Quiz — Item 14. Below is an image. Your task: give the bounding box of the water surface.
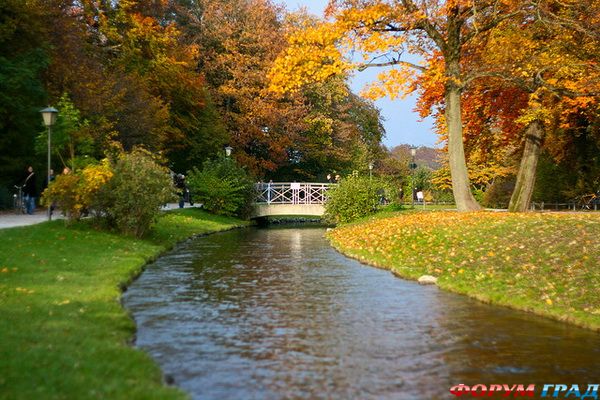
[123,227,600,399]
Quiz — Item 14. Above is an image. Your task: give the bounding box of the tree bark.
[445,79,482,211]
[508,120,544,212]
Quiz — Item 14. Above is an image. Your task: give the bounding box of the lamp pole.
[410,146,417,209]
[40,107,58,221]
[368,162,373,181]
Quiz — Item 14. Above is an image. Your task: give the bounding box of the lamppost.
[368,162,374,181]
[40,107,58,221]
[224,145,233,157]
[409,146,417,208]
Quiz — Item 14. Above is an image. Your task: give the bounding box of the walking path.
[0,211,59,229]
[0,203,199,230]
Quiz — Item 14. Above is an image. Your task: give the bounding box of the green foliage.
[412,166,433,192]
[0,0,49,190]
[35,93,94,170]
[96,149,175,237]
[186,157,255,218]
[433,189,455,204]
[472,188,485,204]
[0,51,48,188]
[324,173,396,224]
[482,177,515,208]
[0,186,13,209]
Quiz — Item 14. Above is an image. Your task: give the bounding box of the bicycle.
[577,193,599,210]
[13,185,26,214]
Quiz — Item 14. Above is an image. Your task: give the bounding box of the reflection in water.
[123,227,600,400]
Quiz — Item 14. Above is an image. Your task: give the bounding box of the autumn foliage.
[270,0,600,211]
[0,0,386,200]
[329,211,600,329]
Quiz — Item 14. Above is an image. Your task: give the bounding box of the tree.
[39,0,226,170]
[173,0,386,179]
[35,94,94,171]
[0,0,48,186]
[174,0,306,176]
[455,0,600,211]
[278,77,385,180]
[270,1,536,210]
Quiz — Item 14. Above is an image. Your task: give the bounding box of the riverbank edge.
[118,222,250,294]
[118,213,252,386]
[0,209,250,399]
[327,236,600,333]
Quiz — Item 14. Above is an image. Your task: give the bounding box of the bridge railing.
[255,183,336,205]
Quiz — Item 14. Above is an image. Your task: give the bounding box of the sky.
[279,0,439,149]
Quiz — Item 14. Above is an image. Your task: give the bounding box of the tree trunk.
[508,120,544,212]
[445,84,482,211]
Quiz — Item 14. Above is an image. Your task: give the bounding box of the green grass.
[0,209,248,399]
[328,211,600,331]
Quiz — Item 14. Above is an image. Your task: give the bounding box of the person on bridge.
[267,180,273,204]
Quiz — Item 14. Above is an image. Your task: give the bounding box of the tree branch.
[400,0,448,53]
[357,59,426,72]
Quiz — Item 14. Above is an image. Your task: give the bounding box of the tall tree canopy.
[270,0,599,210]
[0,0,386,200]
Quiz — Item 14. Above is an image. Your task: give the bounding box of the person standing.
[267,179,273,204]
[416,190,424,203]
[23,166,36,215]
[174,174,187,208]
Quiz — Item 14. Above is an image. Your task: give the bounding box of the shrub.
[95,149,175,237]
[0,186,14,210]
[482,177,515,209]
[186,157,254,218]
[42,161,113,223]
[324,173,396,224]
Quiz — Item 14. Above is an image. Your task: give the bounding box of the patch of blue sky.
[279,0,439,148]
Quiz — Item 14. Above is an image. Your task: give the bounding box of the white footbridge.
[252,182,335,218]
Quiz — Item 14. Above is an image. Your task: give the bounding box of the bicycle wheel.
[14,196,23,214]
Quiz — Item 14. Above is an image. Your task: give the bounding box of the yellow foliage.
[42,160,114,222]
[269,3,422,99]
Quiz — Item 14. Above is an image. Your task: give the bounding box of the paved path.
[0,211,60,229]
[0,203,200,230]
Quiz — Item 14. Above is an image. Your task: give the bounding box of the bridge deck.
[252,182,335,218]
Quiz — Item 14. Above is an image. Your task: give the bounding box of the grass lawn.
[328,211,600,331]
[0,209,248,399]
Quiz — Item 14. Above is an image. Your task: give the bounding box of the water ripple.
[123,227,600,400]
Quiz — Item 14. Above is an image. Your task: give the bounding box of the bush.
[482,177,514,208]
[186,157,254,218]
[42,161,113,223]
[432,189,455,203]
[0,186,13,210]
[324,173,396,224]
[95,149,175,237]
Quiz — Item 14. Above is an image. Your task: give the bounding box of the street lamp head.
[410,146,417,157]
[224,145,233,157]
[40,107,58,127]
[368,162,374,170]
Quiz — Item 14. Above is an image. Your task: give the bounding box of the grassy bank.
[0,209,248,399]
[328,211,600,331]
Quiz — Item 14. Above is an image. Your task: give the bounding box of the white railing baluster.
[254,182,335,205]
